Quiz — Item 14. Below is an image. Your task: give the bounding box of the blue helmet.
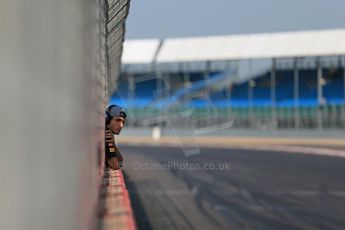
[105,104,126,121]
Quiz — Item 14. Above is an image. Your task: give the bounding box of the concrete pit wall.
[0,0,130,229]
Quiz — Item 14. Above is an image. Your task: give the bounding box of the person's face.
[108,117,125,135]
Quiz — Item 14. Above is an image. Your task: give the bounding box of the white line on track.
[122,142,345,158]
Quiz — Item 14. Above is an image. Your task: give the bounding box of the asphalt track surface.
[122,145,345,230]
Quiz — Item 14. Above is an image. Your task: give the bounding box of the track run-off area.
[121,142,345,230]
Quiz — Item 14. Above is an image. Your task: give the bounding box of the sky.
[125,0,345,40]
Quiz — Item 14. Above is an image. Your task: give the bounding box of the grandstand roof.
[121,39,161,64]
[122,29,345,64]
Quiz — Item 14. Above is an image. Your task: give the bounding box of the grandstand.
[112,29,345,130]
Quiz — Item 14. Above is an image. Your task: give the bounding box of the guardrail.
[98,169,137,230]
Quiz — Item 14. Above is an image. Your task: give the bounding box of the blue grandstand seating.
[111,67,344,109]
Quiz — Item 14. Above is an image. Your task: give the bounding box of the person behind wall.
[104,104,126,170]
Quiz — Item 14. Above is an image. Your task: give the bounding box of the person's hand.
[105,130,115,147]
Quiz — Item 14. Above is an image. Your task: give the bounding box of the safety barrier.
[98,169,137,230]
